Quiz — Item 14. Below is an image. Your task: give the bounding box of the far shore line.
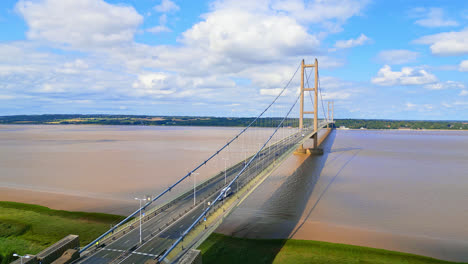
[1,123,467,132]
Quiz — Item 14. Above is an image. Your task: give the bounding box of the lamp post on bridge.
[192,172,199,206]
[134,196,150,244]
[13,254,30,264]
[222,157,229,184]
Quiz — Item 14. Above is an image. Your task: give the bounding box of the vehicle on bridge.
[220,187,232,200]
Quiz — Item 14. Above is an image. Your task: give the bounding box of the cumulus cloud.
[333,34,370,49]
[3,0,371,115]
[460,90,468,96]
[371,65,437,86]
[181,8,320,63]
[154,0,179,13]
[376,49,419,65]
[16,0,143,48]
[413,8,458,28]
[460,60,468,72]
[414,28,468,56]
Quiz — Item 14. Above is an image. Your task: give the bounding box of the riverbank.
[2,201,465,264]
[198,233,467,264]
[0,201,125,264]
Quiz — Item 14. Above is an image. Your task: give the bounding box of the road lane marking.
[102,248,125,253]
[133,251,158,257]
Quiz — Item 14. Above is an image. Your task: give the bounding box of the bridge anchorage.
[295,59,334,156]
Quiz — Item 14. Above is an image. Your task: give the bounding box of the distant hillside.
[0,114,467,130]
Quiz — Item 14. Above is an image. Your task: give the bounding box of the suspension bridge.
[74,59,335,264]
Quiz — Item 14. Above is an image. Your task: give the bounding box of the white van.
[220,187,232,200]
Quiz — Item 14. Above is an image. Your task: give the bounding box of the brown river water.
[0,125,467,261]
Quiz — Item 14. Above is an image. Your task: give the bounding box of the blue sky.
[0,0,467,120]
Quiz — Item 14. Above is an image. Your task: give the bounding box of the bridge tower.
[296,58,323,154]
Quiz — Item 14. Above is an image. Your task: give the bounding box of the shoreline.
[0,186,135,215]
[336,128,468,132]
[1,123,468,132]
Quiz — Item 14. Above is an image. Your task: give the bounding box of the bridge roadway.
[77,125,324,264]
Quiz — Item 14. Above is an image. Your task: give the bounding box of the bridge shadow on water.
[204,130,362,263]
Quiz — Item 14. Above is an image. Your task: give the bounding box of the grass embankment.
[0,201,125,264]
[199,233,466,264]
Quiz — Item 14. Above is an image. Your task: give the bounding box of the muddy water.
[217,129,468,262]
[0,125,275,214]
[1,125,467,261]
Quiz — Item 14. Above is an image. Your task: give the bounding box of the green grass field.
[1,202,466,264]
[198,233,467,264]
[0,201,125,264]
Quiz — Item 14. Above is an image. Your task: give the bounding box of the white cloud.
[459,60,468,72]
[56,59,89,74]
[260,88,285,96]
[147,25,171,34]
[405,102,417,110]
[414,8,458,28]
[321,91,351,100]
[333,33,370,49]
[39,83,66,93]
[132,73,175,96]
[154,0,179,13]
[371,65,437,86]
[2,0,371,115]
[16,0,143,49]
[376,49,419,65]
[0,95,15,100]
[181,8,320,63]
[405,102,433,112]
[147,14,171,34]
[460,90,468,96]
[414,28,468,56]
[424,81,465,90]
[270,0,369,30]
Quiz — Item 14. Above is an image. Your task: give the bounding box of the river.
[0,125,466,261]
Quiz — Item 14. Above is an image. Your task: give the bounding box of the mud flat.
[217,129,468,262]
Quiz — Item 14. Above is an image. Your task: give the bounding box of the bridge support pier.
[294,144,307,154]
[294,143,324,156]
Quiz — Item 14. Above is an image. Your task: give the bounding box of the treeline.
[334,119,468,130]
[0,115,467,130]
